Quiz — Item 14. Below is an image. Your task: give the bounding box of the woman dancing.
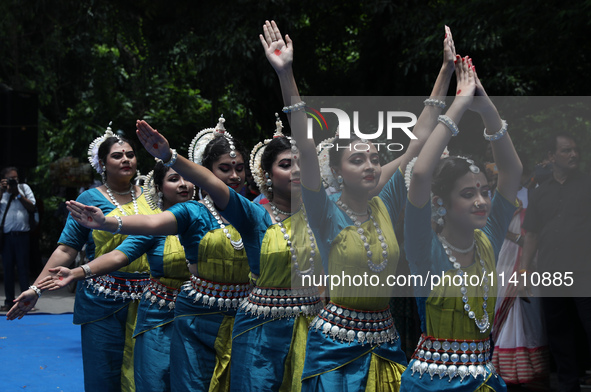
[7,125,156,392]
[39,161,194,392]
[114,111,323,391]
[401,55,522,391]
[66,118,251,391]
[260,20,457,391]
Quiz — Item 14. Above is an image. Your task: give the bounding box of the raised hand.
[6,290,38,320]
[443,25,456,69]
[259,20,293,74]
[136,120,172,161]
[468,69,496,114]
[66,200,107,230]
[37,267,75,291]
[454,55,476,100]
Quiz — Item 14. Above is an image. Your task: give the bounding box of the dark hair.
[98,136,137,165]
[97,136,137,180]
[328,136,368,169]
[261,136,291,173]
[202,136,248,171]
[546,132,576,155]
[432,156,487,203]
[1,166,18,179]
[152,161,169,190]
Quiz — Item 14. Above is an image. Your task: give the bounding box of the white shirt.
[0,183,36,233]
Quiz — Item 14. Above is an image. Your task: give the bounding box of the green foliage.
[1,0,590,256]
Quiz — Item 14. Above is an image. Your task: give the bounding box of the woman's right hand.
[136,120,172,161]
[451,55,476,111]
[6,289,39,320]
[259,20,293,75]
[37,267,76,291]
[66,200,106,230]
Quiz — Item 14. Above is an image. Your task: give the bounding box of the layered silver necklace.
[269,202,315,277]
[203,196,244,251]
[104,183,138,215]
[336,197,388,273]
[439,238,490,333]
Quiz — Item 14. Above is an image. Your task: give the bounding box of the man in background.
[0,166,36,311]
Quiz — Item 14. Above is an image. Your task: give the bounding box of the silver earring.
[265,172,273,193]
[157,191,164,210]
[435,198,446,226]
[337,175,344,190]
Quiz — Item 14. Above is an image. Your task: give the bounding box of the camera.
[7,178,18,187]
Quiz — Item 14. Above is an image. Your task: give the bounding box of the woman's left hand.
[443,25,456,70]
[259,20,293,74]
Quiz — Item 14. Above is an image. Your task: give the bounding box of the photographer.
[1,166,36,311]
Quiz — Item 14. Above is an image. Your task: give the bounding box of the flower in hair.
[88,122,116,174]
[188,115,236,166]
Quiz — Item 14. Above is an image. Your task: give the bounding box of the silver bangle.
[484,120,508,141]
[437,115,459,137]
[112,215,123,235]
[424,98,446,109]
[81,264,94,279]
[282,101,306,113]
[29,285,41,298]
[162,149,178,167]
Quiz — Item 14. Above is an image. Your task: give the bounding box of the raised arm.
[471,74,522,201]
[66,200,177,236]
[135,120,231,209]
[408,56,475,207]
[376,25,457,194]
[260,20,321,190]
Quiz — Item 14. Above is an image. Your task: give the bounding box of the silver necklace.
[107,184,132,195]
[104,183,138,216]
[440,239,490,333]
[437,234,475,254]
[203,196,244,251]
[270,203,315,277]
[336,197,388,273]
[269,202,292,219]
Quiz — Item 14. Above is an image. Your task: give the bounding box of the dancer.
[401,55,522,391]
[260,20,456,390]
[122,110,322,391]
[66,118,251,391]
[7,125,156,392]
[39,161,193,392]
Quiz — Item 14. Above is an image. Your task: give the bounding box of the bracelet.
[483,120,508,141]
[437,115,459,137]
[29,285,41,298]
[112,215,123,235]
[424,98,446,109]
[161,148,178,167]
[282,101,306,113]
[81,264,94,279]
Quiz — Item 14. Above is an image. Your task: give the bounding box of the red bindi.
[274,49,281,56]
[476,182,481,188]
[153,143,158,149]
[231,161,236,165]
